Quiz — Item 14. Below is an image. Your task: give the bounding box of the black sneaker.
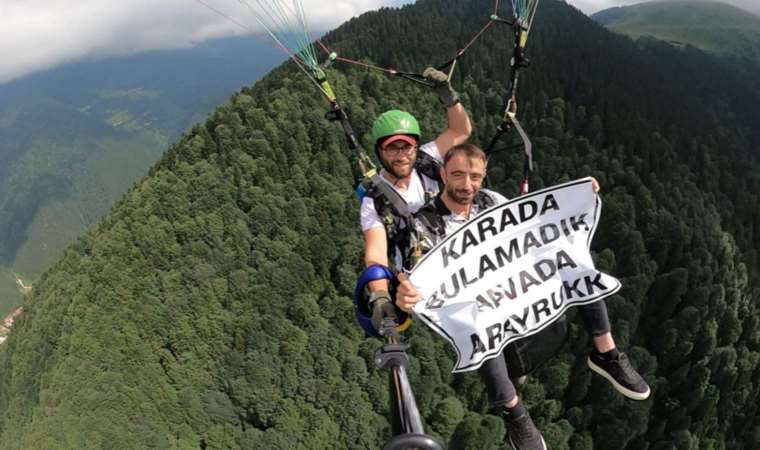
[505,411,546,450]
[587,350,651,400]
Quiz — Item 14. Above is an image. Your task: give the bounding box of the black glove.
[369,290,397,333]
[423,67,460,108]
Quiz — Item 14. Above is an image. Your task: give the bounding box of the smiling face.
[379,137,418,179]
[441,144,487,206]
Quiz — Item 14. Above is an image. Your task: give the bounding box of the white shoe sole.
[587,357,651,400]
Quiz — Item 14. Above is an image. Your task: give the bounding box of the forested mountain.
[0,36,285,318]
[592,1,760,60]
[1,0,759,448]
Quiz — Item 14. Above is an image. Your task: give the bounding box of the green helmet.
[369,110,420,146]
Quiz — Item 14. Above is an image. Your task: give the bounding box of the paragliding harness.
[349,149,444,340]
[358,150,443,272]
[321,82,445,448]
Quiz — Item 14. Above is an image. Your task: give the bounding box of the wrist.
[444,97,460,108]
[369,290,391,305]
[439,89,460,108]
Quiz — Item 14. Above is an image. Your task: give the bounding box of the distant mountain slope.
[593,1,760,60]
[0,36,285,317]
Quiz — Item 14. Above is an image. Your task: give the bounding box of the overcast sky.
[1,0,757,85]
[0,0,410,84]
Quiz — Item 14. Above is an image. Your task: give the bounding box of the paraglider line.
[315,0,506,83]
[317,40,398,75]
[458,19,495,56]
[192,0,330,97]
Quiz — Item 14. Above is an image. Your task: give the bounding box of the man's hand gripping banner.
[411,178,621,372]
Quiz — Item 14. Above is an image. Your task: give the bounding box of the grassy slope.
[593,1,760,58]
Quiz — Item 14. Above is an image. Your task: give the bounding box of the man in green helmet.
[360,68,472,315]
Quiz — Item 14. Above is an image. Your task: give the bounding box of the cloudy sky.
[1,0,757,84]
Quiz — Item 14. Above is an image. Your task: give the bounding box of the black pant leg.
[578,300,611,337]
[478,355,517,409]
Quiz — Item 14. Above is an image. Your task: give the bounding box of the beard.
[388,165,413,179]
[383,157,414,179]
[446,184,475,205]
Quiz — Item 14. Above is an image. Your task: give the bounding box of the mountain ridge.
[592,1,760,60]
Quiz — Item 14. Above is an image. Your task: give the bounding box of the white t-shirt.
[359,141,443,231]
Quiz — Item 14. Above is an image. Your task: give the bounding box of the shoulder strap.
[414,150,443,188]
[361,154,441,270]
[364,176,416,271]
[364,174,412,222]
[414,196,448,240]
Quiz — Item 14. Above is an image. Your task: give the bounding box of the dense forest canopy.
[1,0,759,449]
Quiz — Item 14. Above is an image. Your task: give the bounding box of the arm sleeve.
[360,196,384,231]
[418,141,443,163]
[485,189,509,205]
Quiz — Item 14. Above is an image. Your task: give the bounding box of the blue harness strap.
[353,264,410,337]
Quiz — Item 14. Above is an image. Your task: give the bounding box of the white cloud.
[3,0,757,84]
[0,0,408,84]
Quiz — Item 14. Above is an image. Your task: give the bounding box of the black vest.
[415,190,498,243]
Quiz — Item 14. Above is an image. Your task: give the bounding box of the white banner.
[410,178,621,372]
